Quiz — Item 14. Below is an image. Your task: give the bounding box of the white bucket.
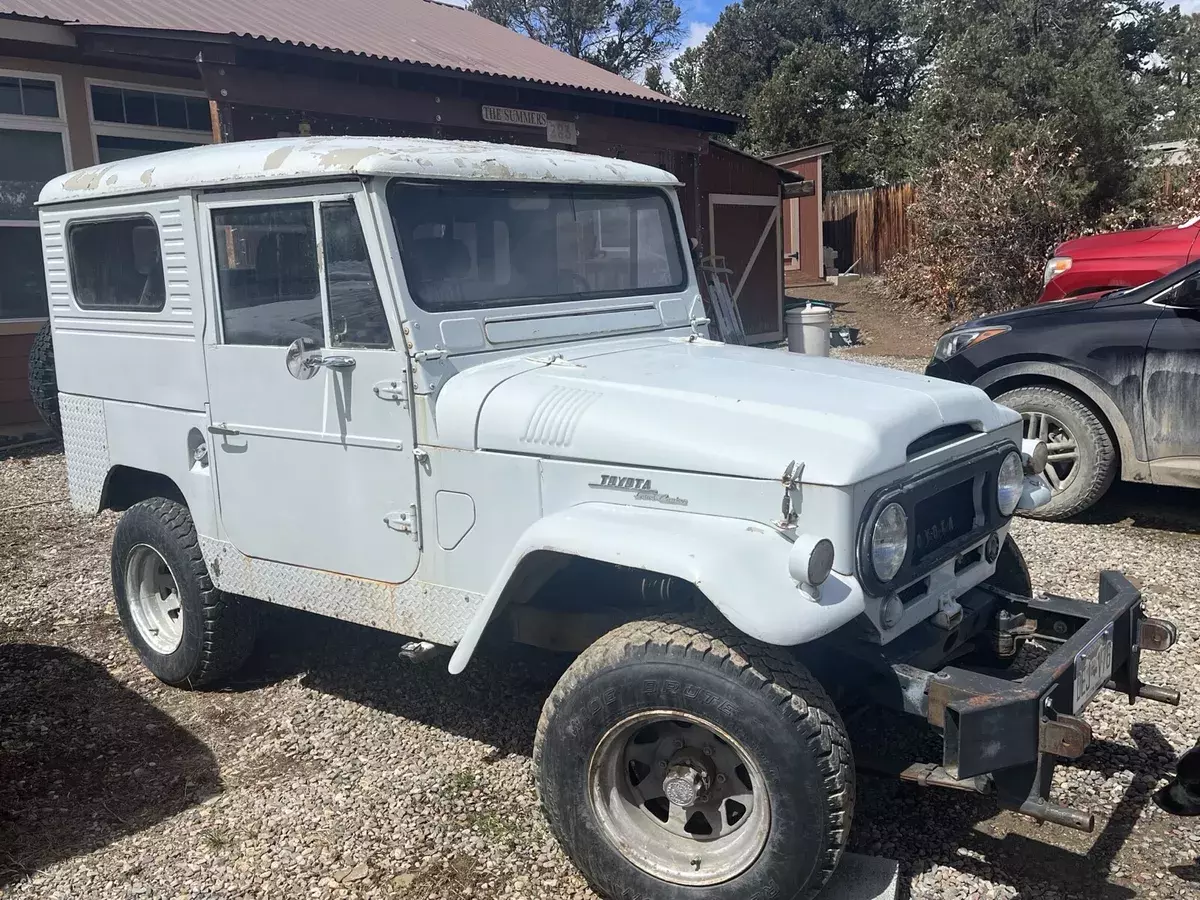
[785,302,832,356]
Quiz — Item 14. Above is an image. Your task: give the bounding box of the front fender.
[446,502,865,674]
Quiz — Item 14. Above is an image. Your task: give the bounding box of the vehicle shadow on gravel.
[0,439,63,464]
[1074,481,1200,535]
[851,711,1176,900]
[240,607,569,759]
[0,643,221,886]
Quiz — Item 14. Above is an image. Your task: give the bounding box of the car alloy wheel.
[1023,410,1078,493]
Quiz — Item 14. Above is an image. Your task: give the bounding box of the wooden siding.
[0,332,37,427]
[822,182,914,276]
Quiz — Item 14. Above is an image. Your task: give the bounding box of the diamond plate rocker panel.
[59,394,108,513]
[199,537,483,646]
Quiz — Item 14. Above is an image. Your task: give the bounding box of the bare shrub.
[882,132,1088,320]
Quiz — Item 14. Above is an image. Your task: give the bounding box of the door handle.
[207,422,241,436]
[308,355,356,371]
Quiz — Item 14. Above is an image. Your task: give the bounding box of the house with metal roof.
[0,0,805,437]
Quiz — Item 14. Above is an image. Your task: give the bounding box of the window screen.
[69,217,165,310]
[388,181,685,312]
[0,128,67,220]
[321,201,391,349]
[213,204,323,347]
[0,227,49,319]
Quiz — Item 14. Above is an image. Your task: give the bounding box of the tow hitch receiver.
[874,571,1178,833]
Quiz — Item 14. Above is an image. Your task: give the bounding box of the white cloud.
[1161,0,1200,13]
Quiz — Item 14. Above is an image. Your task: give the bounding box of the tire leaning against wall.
[27,321,62,436]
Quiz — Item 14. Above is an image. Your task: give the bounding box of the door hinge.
[413,347,448,362]
[372,379,407,402]
[383,504,419,539]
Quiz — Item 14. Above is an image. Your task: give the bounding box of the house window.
[87,81,211,164]
[0,70,69,324]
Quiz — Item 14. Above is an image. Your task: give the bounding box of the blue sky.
[668,0,1200,74]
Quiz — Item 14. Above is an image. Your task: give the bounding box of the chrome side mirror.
[285,337,322,380]
[285,337,357,380]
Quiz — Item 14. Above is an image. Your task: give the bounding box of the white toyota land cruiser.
[40,137,1178,900]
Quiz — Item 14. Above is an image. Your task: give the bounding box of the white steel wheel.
[124,543,184,655]
[588,710,770,886]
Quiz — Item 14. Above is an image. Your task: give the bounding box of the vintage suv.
[41,137,1178,900]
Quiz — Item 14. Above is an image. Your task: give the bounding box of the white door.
[200,186,420,583]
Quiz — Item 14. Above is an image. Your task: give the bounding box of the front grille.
[912,479,975,562]
[857,442,1014,598]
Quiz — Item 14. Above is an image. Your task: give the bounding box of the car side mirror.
[285,336,357,380]
[285,337,322,380]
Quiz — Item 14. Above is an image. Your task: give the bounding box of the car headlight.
[871,502,908,582]
[1044,256,1072,285]
[997,450,1023,516]
[932,326,1010,362]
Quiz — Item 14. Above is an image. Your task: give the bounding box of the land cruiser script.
[589,474,688,507]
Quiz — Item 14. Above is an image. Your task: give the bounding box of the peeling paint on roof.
[38,136,680,205]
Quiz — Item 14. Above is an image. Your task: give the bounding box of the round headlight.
[997,450,1024,516]
[871,502,908,582]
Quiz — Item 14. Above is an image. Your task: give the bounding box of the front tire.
[534,617,853,900]
[112,498,257,688]
[995,385,1116,520]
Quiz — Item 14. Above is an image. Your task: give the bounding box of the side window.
[70,217,165,310]
[212,203,322,347]
[320,201,392,349]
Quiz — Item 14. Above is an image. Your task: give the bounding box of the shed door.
[709,194,782,341]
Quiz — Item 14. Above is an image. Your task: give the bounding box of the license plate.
[1073,624,1114,714]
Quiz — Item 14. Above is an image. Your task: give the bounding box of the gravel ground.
[3,402,1200,899]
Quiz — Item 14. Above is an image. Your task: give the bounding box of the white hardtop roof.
[38,136,680,206]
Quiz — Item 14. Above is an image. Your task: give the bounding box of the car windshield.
[387,180,686,312]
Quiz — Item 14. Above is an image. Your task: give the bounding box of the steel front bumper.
[890,572,1178,831]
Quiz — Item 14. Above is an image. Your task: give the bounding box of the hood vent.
[907,423,978,459]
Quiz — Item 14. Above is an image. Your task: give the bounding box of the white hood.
[433,337,1017,486]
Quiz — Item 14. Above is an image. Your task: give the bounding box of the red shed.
[763,143,834,288]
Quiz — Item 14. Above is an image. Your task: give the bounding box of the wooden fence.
[822,182,915,276]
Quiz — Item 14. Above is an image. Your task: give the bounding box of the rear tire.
[112,498,257,688]
[27,322,61,436]
[534,616,853,900]
[995,385,1116,520]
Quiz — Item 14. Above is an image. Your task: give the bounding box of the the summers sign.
[481,105,547,128]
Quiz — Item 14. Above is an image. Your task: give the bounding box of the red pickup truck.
[1039,216,1200,302]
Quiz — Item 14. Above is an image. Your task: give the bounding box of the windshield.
[387,180,686,312]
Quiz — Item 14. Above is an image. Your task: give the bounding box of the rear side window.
[69,217,165,310]
[212,203,323,347]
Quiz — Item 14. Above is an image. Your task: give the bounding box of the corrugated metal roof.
[0,0,719,112]
[38,136,681,205]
